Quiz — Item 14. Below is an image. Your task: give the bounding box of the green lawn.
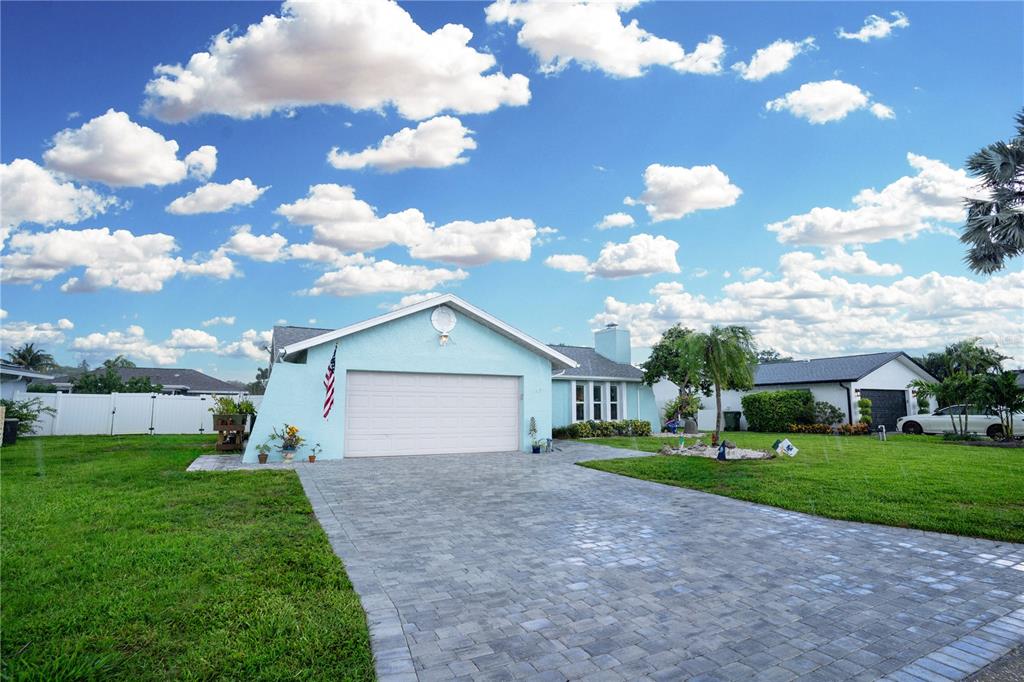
[1,435,374,681]
[579,433,1024,543]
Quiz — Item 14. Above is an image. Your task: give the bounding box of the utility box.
[3,419,19,446]
[723,411,742,432]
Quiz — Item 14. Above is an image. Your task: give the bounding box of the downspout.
[839,382,853,425]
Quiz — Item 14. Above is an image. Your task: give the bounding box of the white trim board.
[281,293,578,370]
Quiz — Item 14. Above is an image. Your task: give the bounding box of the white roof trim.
[0,367,54,381]
[553,375,643,382]
[281,293,579,370]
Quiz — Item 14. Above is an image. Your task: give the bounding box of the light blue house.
[244,294,658,462]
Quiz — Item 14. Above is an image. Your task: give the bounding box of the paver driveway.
[297,442,1024,682]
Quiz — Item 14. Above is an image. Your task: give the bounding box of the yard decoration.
[529,417,541,453]
[309,442,322,463]
[210,397,248,452]
[270,423,305,462]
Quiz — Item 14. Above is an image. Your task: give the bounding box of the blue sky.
[2,0,1021,381]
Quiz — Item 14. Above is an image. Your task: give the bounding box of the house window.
[592,384,603,420]
[609,384,619,420]
[575,384,585,421]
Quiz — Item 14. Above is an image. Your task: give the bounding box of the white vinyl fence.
[14,392,263,436]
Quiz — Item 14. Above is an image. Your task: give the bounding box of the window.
[609,384,619,420]
[592,383,602,421]
[575,384,585,421]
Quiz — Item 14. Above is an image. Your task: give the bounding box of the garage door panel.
[345,371,520,456]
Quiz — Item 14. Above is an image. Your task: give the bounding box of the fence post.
[109,393,117,435]
[53,391,63,436]
[149,393,156,435]
[199,396,206,434]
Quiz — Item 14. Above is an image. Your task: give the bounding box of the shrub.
[663,394,701,422]
[26,383,58,393]
[943,432,983,442]
[0,397,57,435]
[838,423,869,436]
[813,401,844,426]
[857,397,873,426]
[741,389,814,432]
[788,423,833,434]
[553,419,651,439]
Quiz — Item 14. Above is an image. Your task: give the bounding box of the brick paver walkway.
[294,441,1024,681]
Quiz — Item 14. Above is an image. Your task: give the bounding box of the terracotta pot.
[308,455,317,463]
[258,453,268,464]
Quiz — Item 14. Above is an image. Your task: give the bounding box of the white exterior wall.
[1,377,30,400]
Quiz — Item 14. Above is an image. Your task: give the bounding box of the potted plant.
[270,423,304,462]
[309,442,322,464]
[255,439,272,464]
[210,397,246,431]
[528,417,542,454]
[237,399,257,433]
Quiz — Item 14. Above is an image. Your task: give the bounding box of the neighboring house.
[246,295,659,462]
[656,352,937,432]
[48,367,243,396]
[0,362,54,400]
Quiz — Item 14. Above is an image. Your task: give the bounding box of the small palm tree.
[677,326,757,442]
[961,109,1024,273]
[5,343,55,371]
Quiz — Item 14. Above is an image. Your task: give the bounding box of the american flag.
[323,344,337,419]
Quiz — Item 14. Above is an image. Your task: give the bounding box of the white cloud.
[277,184,540,265]
[219,329,272,361]
[71,326,184,366]
[328,116,476,171]
[779,247,902,277]
[485,0,723,77]
[1,159,116,232]
[166,328,220,350]
[838,11,910,42]
[166,178,269,214]
[767,153,979,245]
[625,163,741,222]
[596,212,635,230]
[765,80,892,124]
[143,0,530,122]
[408,217,538,265]
[202,316,236,327]
[731,37,815,81]
[544,254,592,273]
[545,233,680,279]
[220,225,288,262]
[0,317,75,349]
[589,266,1024,363]
[739,266,764,280]
[1,227,236,292]
[302,260,468,297]
[42,109,214,187]
[381,291,443,310]
[184,145,218,181]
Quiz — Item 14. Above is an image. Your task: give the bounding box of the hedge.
[552,419,652,439]
[741,389,814,432]
[787,422,869,435]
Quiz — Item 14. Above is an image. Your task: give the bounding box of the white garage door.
[345,371,520,457]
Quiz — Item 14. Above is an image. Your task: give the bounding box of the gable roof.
[272,325,332,354]
[83,367,241,393]
[280,294,578,370]
[549,345,643,380]
[753,352,933,385]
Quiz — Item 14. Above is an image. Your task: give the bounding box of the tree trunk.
[715,385,723,441]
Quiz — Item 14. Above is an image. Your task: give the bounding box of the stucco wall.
[551,378,659,432]
[244,308,553,462]
[852,357,936,420]
[551,379,571,428]
[1,378,29,401]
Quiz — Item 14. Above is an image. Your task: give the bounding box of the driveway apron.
[297,441,1024,681]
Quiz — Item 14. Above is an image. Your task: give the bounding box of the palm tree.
[961,109,1024,273]
[5,343,55,371]
[677,326,757,443]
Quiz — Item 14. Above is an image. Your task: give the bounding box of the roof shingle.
[549,345,642,380]
[753,352,909,385]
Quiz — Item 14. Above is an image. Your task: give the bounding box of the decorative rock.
[658,445,675,456]
[724,440,736,449]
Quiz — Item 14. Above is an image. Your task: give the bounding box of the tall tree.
[916,338,1007,384]
[677,326,758,441]
[5,343,56,371]
[103,355,136,369]
[755,348,793,364]
[246,367,270,395]
[641,326,712,425]
[961,109,1024,273]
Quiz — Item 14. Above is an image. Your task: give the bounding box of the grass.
[579,432,1024,543]
[1,435,373,681]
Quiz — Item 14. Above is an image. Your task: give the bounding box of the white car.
[897,405,1024,438]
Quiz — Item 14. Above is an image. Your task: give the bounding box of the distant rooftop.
[753,352,927,385]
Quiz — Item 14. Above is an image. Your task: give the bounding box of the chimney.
[594,323,631,365]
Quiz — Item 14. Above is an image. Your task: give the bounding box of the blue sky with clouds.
[2,1,1021,381]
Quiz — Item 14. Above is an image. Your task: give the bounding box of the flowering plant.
[270,423,305,450]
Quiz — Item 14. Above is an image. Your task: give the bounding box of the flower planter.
[531,445,541,454]
[257,453,269,464]
[308,455,316,463]
[282,447,296,463]
[213,413,247,430]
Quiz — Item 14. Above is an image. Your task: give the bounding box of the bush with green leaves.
[663,394,701,423]
[813,401,845,426]
[72,368,162,394]
[0,397,57,435]
[552,419,652,439]
[788,423,833,434]
[26,383,58,393]
[857,398,873,426]
[740,390,814,432]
